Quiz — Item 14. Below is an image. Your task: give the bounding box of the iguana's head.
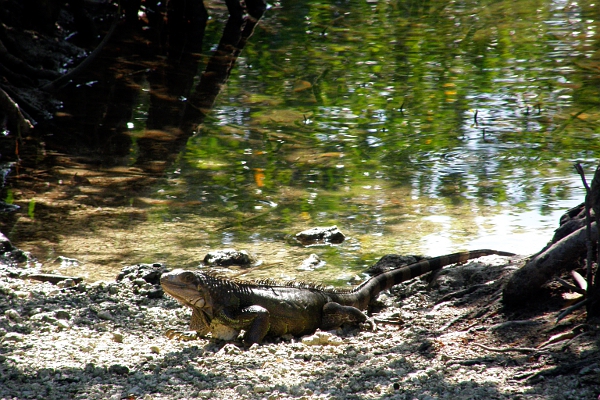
[160,269,214,315]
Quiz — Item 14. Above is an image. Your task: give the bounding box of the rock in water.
[203,249,257,267]
[295,226,345,246]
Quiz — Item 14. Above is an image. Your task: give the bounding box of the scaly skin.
[160,249,514,344]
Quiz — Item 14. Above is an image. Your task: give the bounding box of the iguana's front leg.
[321,302,369,330]
[214,305,270,344]
[166,308,212,341]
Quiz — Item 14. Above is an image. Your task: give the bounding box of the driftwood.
[503,217,595,307]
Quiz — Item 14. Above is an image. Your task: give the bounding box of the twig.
[26,273,83,284]
[556,277,586,295]
[215,208,276,232]
[435,284,488,303]
[472,343,539,354]
[574,163,594,299]
[554,108,590,134]
[489,320,542,331]
[590,164,600,294]
[373,318,404,326]
[556,297,588,323]
[527,356,600,383]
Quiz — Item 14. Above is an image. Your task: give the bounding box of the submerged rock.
[297,254,326,271]
[295,226,346,246]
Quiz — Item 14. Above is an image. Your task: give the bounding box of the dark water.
[1,0,599,284]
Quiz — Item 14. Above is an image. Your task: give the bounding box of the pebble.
[4,309,21,322]
[97,310,113,320]
[57,279,76,288]
[55,310,71,320]
[235,385,249,394]
[297,254,325,271]
[113,332,124,343]
[133,278,147,287]
[57,320,70,329]
[14,290,30,298]
[301,331,344,346]
[2,332,25,342]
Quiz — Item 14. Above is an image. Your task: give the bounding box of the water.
[1,0,598,284]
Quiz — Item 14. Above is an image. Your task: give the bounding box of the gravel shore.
[2,247,600,399]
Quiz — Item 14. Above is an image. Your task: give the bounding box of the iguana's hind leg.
[321,302,368,330]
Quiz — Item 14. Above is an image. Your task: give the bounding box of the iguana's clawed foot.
[360,317,377,331]
[166,329,199,341]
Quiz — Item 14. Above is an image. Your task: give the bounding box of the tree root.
[41,4,120,93]
[0,86,33,134]
[503,221,596,307]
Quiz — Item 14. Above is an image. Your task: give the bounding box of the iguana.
[160,249,514,344]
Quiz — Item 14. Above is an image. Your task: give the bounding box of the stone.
[295,226,345,246]
[97,311,113,320]
[297,254,325,271]
[4,309,21,322]
[112,332,124,343]
[55,310,71,320]
[57,279,76,288]
[2,332,25,342]
[203,249,257,267]
[108,364,129,375]
[57,320,70,329]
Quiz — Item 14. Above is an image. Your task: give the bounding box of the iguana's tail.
[341,249,515,309]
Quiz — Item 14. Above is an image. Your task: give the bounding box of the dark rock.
[108,364,129,375]
[0,232,29,264]
[116,263,169,285]
[418,339,434,353]
[146,288,164,299]
[55,310,71,320]
[295,226,345,246]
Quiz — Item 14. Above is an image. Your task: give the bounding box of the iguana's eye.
[181,272,196,284]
